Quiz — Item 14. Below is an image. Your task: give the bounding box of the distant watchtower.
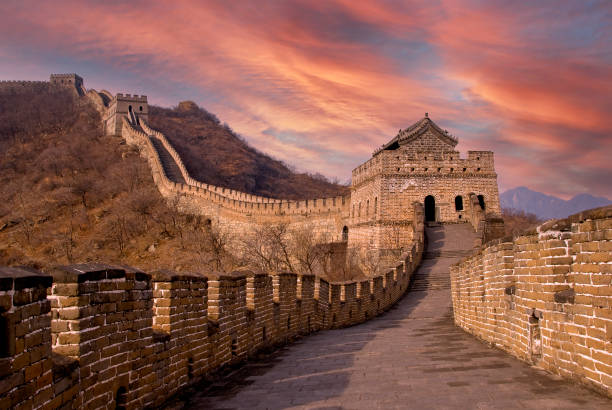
[50,73,84,95]
[102,93,149,135]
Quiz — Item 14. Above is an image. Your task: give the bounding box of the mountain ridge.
[500,186,611,220]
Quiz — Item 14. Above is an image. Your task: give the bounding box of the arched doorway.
[424,195,436,222]
[477,195,485,210]
[342,226,348,241]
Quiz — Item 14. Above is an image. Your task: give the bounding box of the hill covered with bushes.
[148,101,349,200]
[0,88,233,271]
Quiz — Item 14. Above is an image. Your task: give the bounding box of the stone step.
[149,136,186,184]
[423,249,474,259]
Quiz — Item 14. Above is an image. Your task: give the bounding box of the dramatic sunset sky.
[1,1,610,198]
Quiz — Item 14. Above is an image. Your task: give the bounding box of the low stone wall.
[0,227,423,409]
[450,205,612,397]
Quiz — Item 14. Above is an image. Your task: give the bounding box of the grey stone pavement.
[177,225,612,410]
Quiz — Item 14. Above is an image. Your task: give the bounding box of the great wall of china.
[1,74,610,408]
[451,206,612,396]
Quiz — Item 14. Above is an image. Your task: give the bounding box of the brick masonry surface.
[0,212,423,409]
[169,224,612,409]
[451,205,612,397]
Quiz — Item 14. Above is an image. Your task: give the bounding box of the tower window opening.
[342,226,349,241]
[455,195,464,211]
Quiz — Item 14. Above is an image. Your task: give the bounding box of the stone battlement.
[0,74,84,96]
[450,205,612,397]
[0,223,424,408]
[115,93,148,102]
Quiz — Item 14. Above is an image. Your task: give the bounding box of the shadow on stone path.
[177,224,611,410]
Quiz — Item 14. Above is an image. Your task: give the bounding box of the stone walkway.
[179,225,611,409]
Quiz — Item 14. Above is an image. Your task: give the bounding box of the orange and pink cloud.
[1,0,610,198]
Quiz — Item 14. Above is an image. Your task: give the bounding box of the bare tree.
[289,225,324,275]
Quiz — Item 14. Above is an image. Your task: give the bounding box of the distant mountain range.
[500,186,611,220]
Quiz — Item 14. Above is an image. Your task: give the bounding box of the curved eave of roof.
[373,116,459,156]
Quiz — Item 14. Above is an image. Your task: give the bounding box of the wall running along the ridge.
[450,205,612,397]
[123,118,352,242]
[0,205,424,408]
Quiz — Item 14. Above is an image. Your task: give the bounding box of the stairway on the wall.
[409,224,476,291]
[149,136,187,184]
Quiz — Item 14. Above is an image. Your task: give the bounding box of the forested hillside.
[0,88,234,271]
[148,102,349,200]
[0,90,353,280]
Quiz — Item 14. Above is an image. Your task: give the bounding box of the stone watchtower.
[102,93,148,135]
[348,114,501,265]
[49,73,84,95]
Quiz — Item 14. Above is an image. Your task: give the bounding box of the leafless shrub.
[502,208,542,237]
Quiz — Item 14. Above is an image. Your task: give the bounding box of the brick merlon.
[0,266,52,291]
[50,262,126,283]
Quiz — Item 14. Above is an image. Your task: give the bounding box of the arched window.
[455,195,464,211]
[477,195,486,210]
[128,105,133,113]
[358,203,361,217]
[366,199,370,216]
[374,197,378,214]
[342,226,348,241]
[139,106,143,111]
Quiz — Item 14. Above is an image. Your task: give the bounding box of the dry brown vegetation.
[148,101,349,200]
[0,88,357,280]
[0,88,235,272]
[501,208,542,237]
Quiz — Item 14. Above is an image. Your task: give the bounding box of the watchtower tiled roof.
[373,114,458,156]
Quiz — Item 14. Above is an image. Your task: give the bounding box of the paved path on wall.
[178,224,611,410]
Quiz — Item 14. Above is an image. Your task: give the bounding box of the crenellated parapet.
[122,117,352,243]
[450,205,612,397]
[0,218,424,408]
